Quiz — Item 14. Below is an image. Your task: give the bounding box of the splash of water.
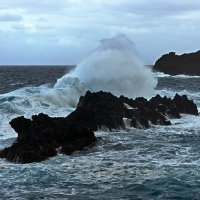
[55,34,157,98]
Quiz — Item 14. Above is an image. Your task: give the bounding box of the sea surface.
[0,66,200,199]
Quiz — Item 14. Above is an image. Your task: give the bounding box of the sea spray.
[43,77,86,107]
[55,34,157,98]
[0,34,158,139]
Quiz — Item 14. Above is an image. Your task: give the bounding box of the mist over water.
[55,34,157,98]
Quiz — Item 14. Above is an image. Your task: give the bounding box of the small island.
[153,51,200,75]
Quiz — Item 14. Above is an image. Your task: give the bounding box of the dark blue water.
[0,67,200,199]
[0,65,74,94]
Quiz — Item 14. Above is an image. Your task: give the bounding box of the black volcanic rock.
[154,51,200,75]
[0,91,198,163]
[173,94,198,115]
[67,91,125,131]
[0,113,97,163]
[0,142,57,163]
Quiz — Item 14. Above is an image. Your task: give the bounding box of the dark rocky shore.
[0,91,198,163]
[154,51,200,75]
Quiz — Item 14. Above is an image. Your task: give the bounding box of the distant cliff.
[153,51,200,75]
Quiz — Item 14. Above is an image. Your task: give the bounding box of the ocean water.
[0,66,200,199]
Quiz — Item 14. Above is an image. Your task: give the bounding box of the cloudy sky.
[1,0,200,64]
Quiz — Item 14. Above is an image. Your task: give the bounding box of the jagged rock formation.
[154,51,200,75]
[0,91,198,163]
[67,91,198,130]
[0,115,97,163]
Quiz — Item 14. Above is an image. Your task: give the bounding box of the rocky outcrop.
[0,91,198,163]
[67,91,198,131]
[0,114,97,163]
[154,51,200,75]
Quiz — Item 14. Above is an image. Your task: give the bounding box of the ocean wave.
[173,74,200,78]
[154,72,170,78]
[155,72,200,79]
[156,88,200,98]
[0,77,87,139]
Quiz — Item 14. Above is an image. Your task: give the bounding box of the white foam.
[154,72,170,78]
[156,88,200,98]
[170,114,200,131]
[155,72,200,79]
[173,74,200,79]
[123,118,132,129]
[123,103,134,110]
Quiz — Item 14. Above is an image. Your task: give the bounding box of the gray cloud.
[0,13,23,22]
[104,0,200,17]
[0,0,69,14]
[1,0,200,64]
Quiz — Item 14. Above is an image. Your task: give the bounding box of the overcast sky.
[1,0,200,65]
